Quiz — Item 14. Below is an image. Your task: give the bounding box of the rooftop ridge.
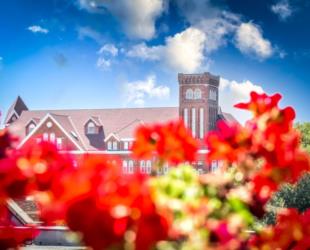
[24,106,178,112]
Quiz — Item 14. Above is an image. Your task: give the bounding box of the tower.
[178,72,219,139]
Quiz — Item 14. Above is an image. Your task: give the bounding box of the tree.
[296,122,310,153]
[263,173,310,225]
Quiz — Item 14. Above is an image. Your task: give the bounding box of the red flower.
[235,92,282,117]
[38,155,170,250]
[132,120,198,165]
[0,129,17,159]
[205,120,252,163]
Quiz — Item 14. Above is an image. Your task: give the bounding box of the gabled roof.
[18,113,85,151]
[10,107,179,151]
[4,96,28,124]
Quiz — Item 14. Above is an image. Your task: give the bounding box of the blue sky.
[0,0,309,124]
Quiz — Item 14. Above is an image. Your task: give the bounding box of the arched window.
[194,88,202,99]
[27,123,36,134]
[87,121,96,134]
[185,89,193,99]
[209,89,217,101]
[107,141,112,150]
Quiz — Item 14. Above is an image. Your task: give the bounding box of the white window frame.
[192,108,196,138]
[56,138,62,149]
[124,141,129,150]
[50,133,56,143]
[107,141,112,150]
[199,108,204,139]
[112,141,118,150]
[183,108,188,127]
[27,123,36,134]
[140,160,145,173]
[185,89,193,99]
[146,160,152,174]
[87,121,96,134]
[122,160,128,174]
[128,160,134,174]
[194,88,202,99]
[210,89,217,101]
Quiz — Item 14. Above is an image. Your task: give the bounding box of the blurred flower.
[132,120,198,165]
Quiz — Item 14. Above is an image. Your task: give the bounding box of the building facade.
[4,72,236,174]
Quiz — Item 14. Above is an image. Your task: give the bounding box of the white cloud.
[78,0,165,40]
[234,22,273,60]
[98,44,118,56]
[27,25,49,34]
[271,0,293,21]
[124,75,170,106]
[164,27,206,72]
[127,27,207,73]
[219,78,264,124]
[196,12,240,53]
[96,57,111,70]
[77,26,104,44]
[126,43,162,60]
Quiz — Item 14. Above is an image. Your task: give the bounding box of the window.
[122,160,128,174]
[87,121,96,134]
[128,160,134,174]
[140,160,145,173]
[211,161,218,171]
[209,89,217,101]
[185,89,193,99]
[124,141,129,150]
[43,133,48,141]
[56,138,62,149]
[50,133,56,143]
[27,123,36,134]
[199,108,204,139]
[183,108,188,127]
[146,160,152,174]
[194,88,202,99]
[112,141,118,150]
[192,108,196,138]
[107,141,112,150]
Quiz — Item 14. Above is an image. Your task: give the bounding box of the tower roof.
[4,96,28,125]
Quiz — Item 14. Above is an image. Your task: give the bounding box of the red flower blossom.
[205,121,252,163]
[38,155,170,250]
[132,120,198,165]
[235,92,282,117]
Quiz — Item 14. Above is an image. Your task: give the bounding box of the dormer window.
[107,141,112,150]
[26,122,36,135]
[87,121,96,134]
[194,88,202,99]
[185,89,193,99]
[112,141,118,150]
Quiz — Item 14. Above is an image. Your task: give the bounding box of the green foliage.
[263,173,310,225]
[295,122,310,153]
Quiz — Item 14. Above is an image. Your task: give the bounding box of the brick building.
[4,72,236,174]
